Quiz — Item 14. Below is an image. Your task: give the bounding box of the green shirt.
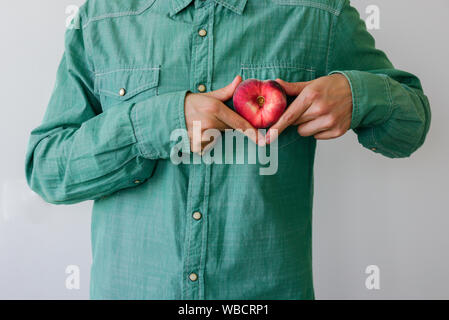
[25,0,430,299]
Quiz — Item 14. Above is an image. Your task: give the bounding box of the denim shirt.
[25,0,430,299]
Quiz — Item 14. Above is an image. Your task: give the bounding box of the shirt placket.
[182,0,215,300]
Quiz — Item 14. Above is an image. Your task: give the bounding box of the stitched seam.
[325,10,337,75]
[181,154,195,299]
[94,67,160,97]
[176,94,181,133]
[133,104,146,157]
[97,84,157,97]
[241,65,315,73]
[178,91,191,152]
[383,76,395,122]
[214,0,244,13]
[94,67,160,77]
[370,126,401,158]
[185,164,195,297]
[352,73,359,128]
[207,5,215,89]
[199,164,210,300]
[135,103,158,159]
[199,174,205,299]
[279,136,302,149]
[193,30,200,89]
[336,71,359,129]
[272,0,342,16]
[135,103,155,158]
[130,105,146,157]
[81,1,156,29]
[81,19,96,74]
[411,91,430,151]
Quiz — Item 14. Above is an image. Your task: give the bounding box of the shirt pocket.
[239,63,316,148]
[94,66,160,111]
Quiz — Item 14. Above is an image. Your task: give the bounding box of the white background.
[0,0,448,299]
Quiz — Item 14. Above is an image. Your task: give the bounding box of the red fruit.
[233,79,287,129]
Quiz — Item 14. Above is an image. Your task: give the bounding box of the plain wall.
[0,0,447,299]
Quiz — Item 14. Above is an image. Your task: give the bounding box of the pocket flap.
[240,63,315,82]
[94,67,160,101]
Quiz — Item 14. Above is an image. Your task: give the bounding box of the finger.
[200,140,217,155]
[297,117,333,137]
[314,129,342,140]
[294,111,317,125]
[214,103,260,144]
[207,118,229,131]
[204,75,242,102]
[191,137,203,154]
[197,127,222,155]
[190,121,216,154]
[295,103,325,125]
[275,79,311,96]
[194,137,217,154]
[266,93,313,144]
[201,132,219,143]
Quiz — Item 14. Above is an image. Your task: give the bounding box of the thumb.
[276,79,311,96]
[204,75,242,101]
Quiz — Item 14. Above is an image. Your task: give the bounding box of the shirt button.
[198,29,207,37]
[371,147,377,151]
[198,84,206,92]
[189,273,198,282]
[119,88,126,96]
[193,211,202,221]
[134,180,141,184]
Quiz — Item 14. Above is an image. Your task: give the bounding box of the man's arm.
[25,16,189,205]
[267,0,430,159]
[327,0,431,158]
[25,14,257,205]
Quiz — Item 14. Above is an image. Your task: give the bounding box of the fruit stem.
[256,96,265,107]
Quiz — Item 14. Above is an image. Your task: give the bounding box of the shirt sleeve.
[25,18,189,205]
[327,0,431,158]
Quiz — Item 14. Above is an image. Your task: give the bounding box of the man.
[25,0,430,299]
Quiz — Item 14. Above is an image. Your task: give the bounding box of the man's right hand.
[184,75,261,154]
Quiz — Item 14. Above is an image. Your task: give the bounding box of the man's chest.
[84,0,333,112]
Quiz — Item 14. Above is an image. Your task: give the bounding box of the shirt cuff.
[329,70,393,130]
[130,90,191,159]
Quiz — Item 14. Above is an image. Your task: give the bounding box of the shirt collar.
[170,0,248,16]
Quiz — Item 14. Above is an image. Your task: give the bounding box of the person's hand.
[184,75,260,153]
[266,74,353,143]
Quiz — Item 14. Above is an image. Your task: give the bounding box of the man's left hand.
[266,74,353,143]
